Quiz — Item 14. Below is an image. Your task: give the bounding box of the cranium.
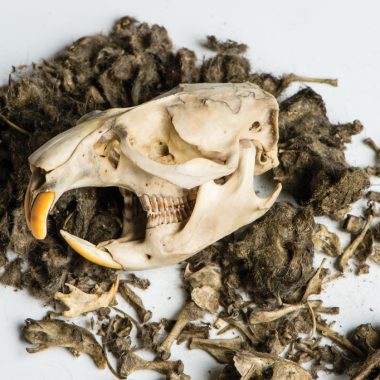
[24,83,281,270]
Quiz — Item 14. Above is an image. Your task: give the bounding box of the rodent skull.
[25,83,281,270]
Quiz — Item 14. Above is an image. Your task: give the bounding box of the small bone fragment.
[189,337,245,363]
[103,315,132,358]
[364,137,380,158]
[249,300,320,325]
[222,317,260,345]
[373,223,380,241]
[313,305,340,314]
[100,315,131,378]
[118,281,152,322]
[112,306,142,337]
[307,301,317,339]
[316,320,364,356]
[54,276,119,318]
[343,214,366,234]
[280,74,338,90]
[312,224,341,257]
[123,273,150,289]
[357,263,370,275]
[214,318,226,330]
[119,350,189,379]
[234,351,312,380]
[350,323,380,353]
[338,214,373,271]
[216,323,234,336]
[157,302,205,359]
[366,166,380,176]
[367,191,380,202]
[185,264,222,290]
[352,350,380,380]
[0,113,30,135]
[371,245,380,264]
[177,324,209,344]
[23,319,106,369]
[140,319,169,351]
[302,259,330,300]
[187,264,222,313]
[191,285,219,313]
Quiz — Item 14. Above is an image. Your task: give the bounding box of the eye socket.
[249,121,261,132]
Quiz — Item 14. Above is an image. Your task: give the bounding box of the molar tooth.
[151,196,159,213]
[147,214,159,229]
[140,194,151,212]
[160,214,166,225]
[163,197,170,211]
[146,215,154,229]
[157,196,165,212]
[155,215,161,226]
[167,210,173,224]
[169,197,176,212]
[171,210,178,223]
[162,198,172,224]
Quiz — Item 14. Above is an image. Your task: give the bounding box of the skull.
[24,83,281,270]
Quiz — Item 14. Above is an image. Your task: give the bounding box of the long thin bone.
[119,350,189,379]
[0,113,30,135]
[118,281,152,323]
[249,300,321,325]
[338,214,373,271]
[281,74,338,89]
[157,302,204,359]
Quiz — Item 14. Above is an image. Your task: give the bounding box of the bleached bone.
[54,276,119,317]
[25,83,281,270]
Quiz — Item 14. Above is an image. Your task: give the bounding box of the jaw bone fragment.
[24,83,281,270]
[54,276,119,318]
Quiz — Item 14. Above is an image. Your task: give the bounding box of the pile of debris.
[1,16,379,379]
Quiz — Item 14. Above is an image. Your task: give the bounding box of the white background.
[1,1,380,379]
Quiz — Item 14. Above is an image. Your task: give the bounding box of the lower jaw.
[27,186,195,269]
[60,221,186,270]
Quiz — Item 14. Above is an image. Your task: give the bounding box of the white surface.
[1,1,380,379]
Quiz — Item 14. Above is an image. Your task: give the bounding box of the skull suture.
[24,83,281,270]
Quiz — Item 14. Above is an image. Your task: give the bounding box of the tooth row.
[140,194,196,228]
